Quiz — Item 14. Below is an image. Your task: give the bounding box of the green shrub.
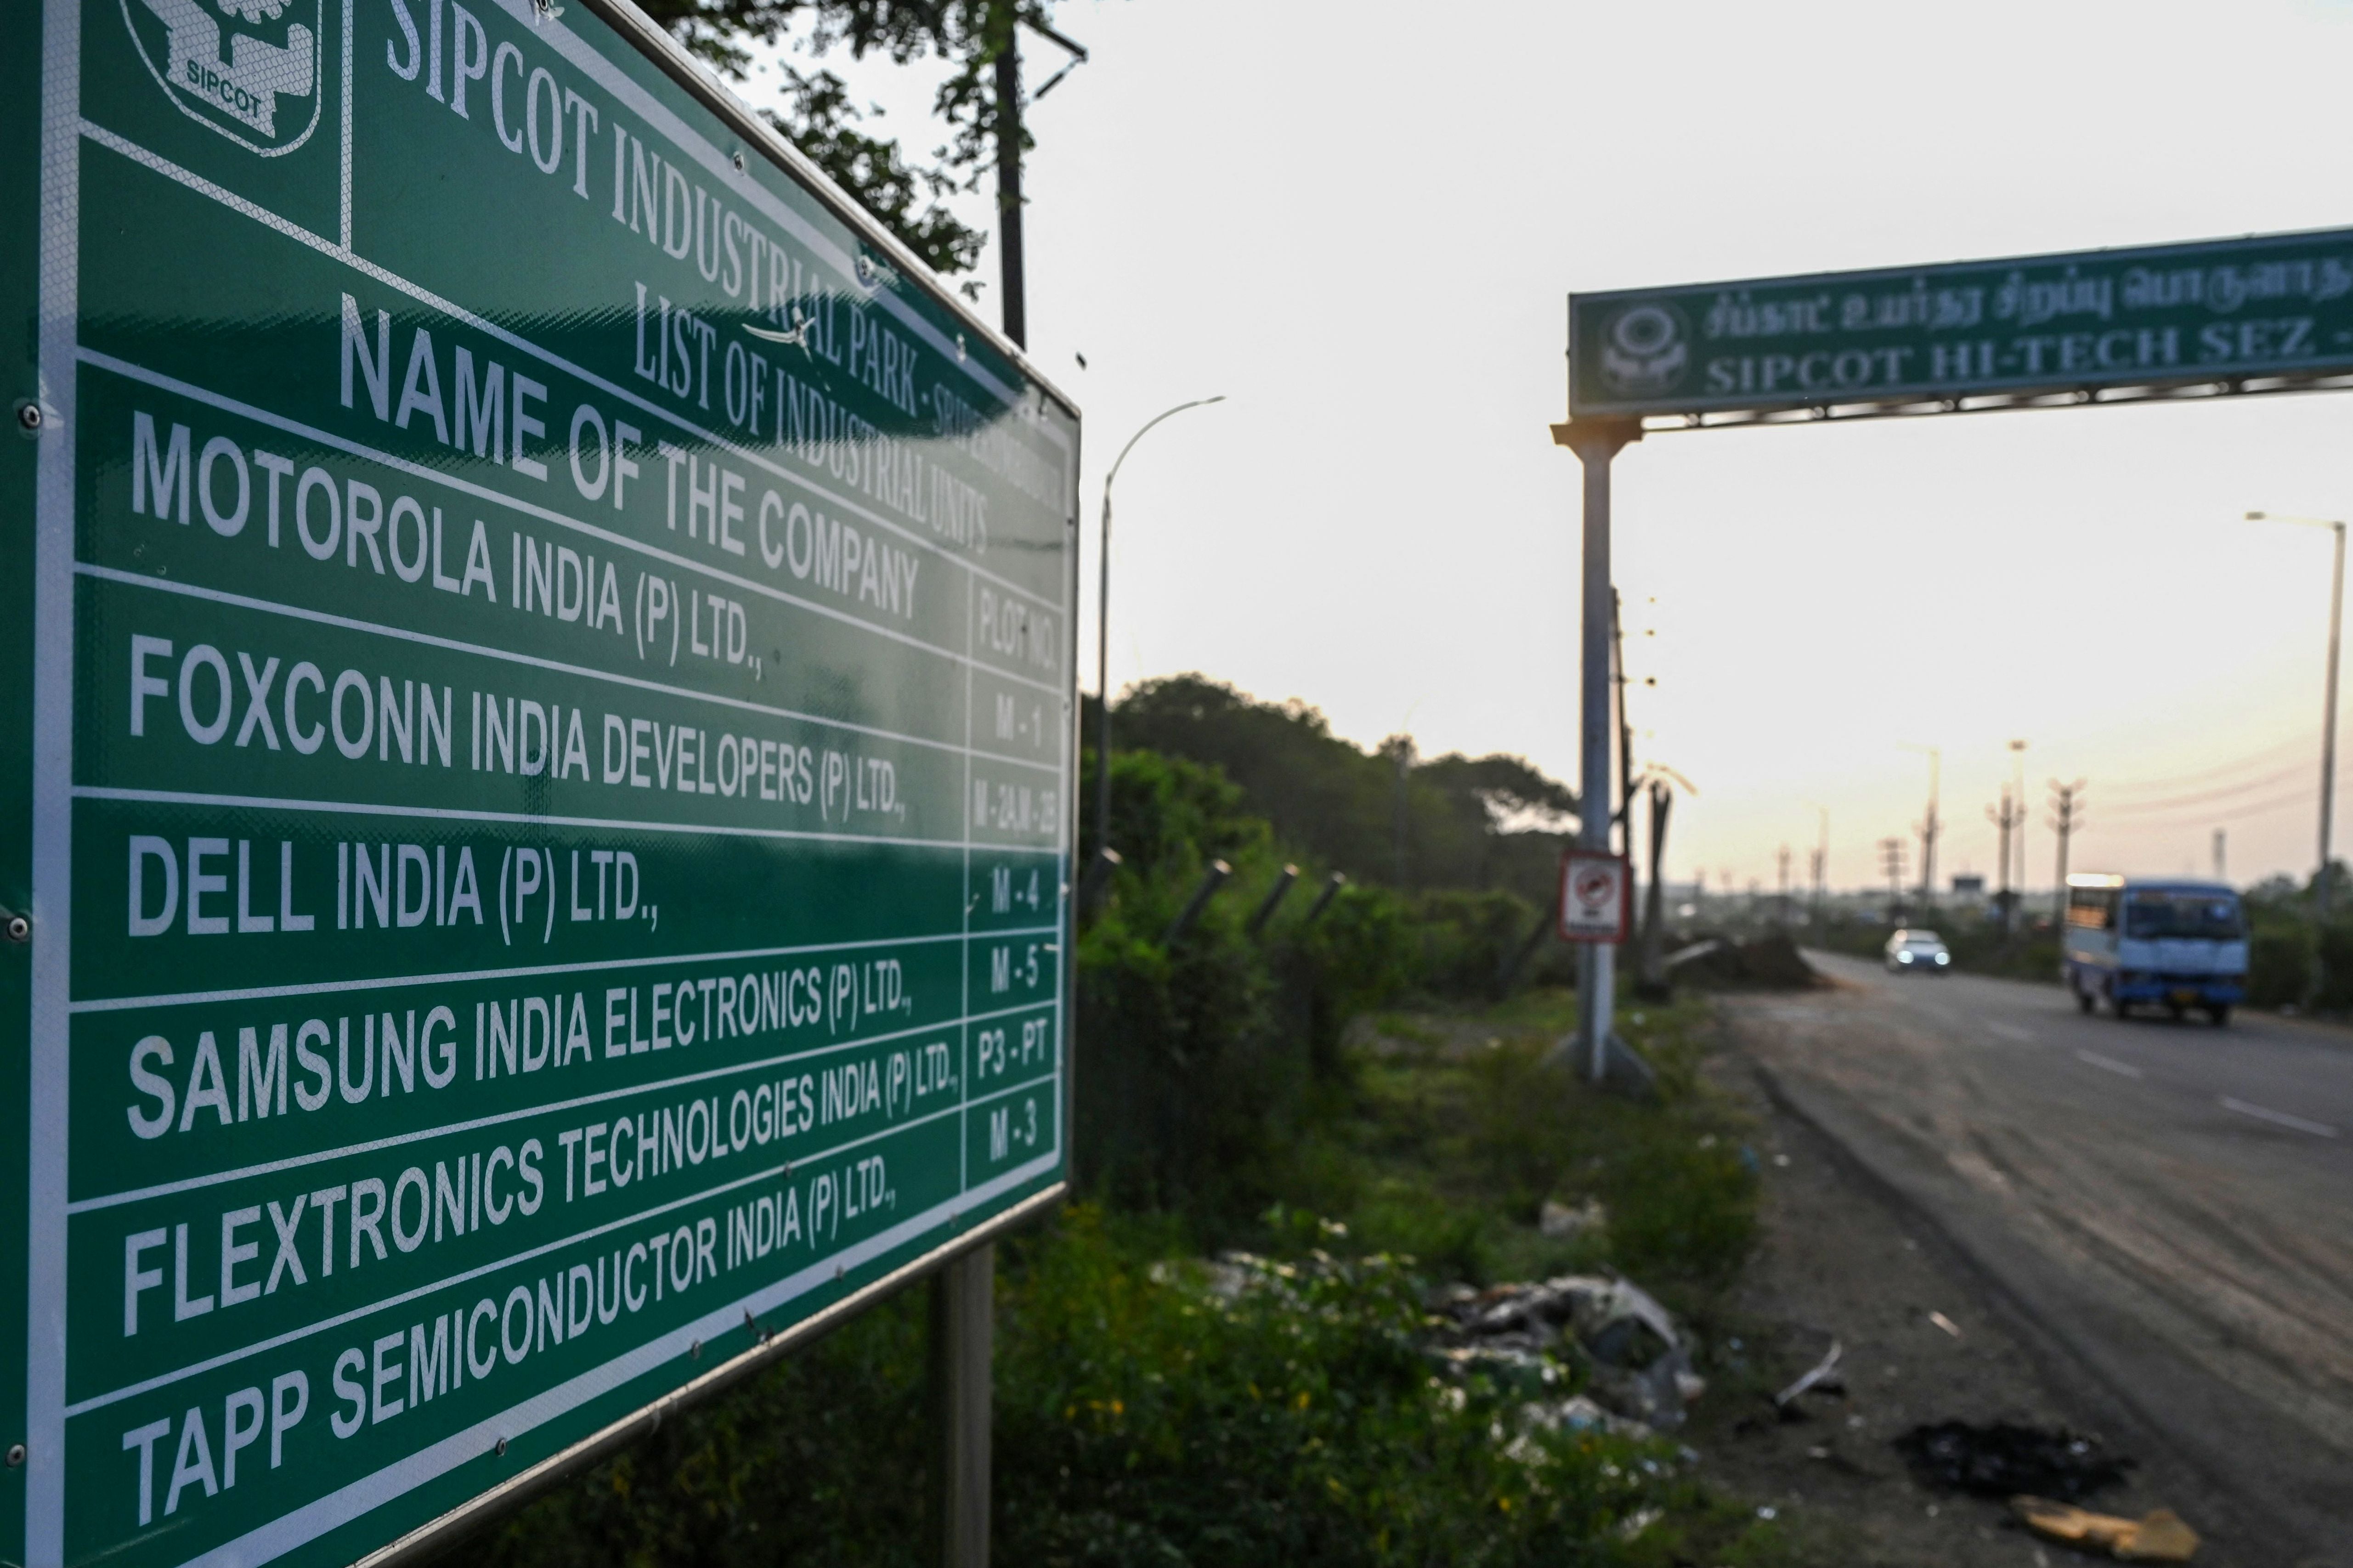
[1075,750,1295,1223]
[993,1209,1717,1567]
[463,1210,1771,1568]
[1407,888,1543,1001]
[2246,922,2310,1007]
[1073,752,1567,1232]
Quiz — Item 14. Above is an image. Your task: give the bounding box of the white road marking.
[1986,1021,2035,1043]
[2076,1050,2144,1080]
[2220,1097,2338,1138]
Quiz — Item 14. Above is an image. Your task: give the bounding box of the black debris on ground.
[1893,1420,2133,1502]
[1674,932,1827,992]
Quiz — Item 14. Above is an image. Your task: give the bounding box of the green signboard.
[1570,227,2353,421]
[9,0,1078,1562]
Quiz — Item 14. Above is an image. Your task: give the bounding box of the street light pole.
[2246,512,2346,926]
[2325,522,2345,922]
[1093,397,1226,862]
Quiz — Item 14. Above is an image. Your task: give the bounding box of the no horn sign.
[1558,851,1631,944]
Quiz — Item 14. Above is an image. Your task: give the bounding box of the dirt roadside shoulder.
[1699,1004,2306,1568]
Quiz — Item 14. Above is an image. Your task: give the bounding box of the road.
[1727,952,2353,1566]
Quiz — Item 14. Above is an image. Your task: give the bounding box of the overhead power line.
[2096,737,2314,799]
[2095,763,2310,816]
[2099,784,2316,826]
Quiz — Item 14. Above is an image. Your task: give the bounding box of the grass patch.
[1274,987,1761,1314]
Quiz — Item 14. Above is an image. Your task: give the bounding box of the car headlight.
[1898,952,1914,963]
[1934,953,1949,964]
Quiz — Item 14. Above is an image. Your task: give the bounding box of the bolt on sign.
[6,0,1079,1561]
[1570,227,2353,426]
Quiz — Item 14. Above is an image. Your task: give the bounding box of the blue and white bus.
[2061,874,2248,1024]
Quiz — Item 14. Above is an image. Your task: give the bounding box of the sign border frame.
[24,0,1084,1558]
[1567,223,2353,426]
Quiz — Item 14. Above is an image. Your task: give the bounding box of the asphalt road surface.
[1728,952,2353,1565]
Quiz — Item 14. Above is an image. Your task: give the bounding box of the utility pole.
[1391,736,1413,887]
[1776,845,1792,925]
[2048,779,2085,930]
[933,23,1028,1563]
[2213,828,2228,883]
[1610,591,1640,933]
[1804,802,1828,931]
[2008,739,2030,919]
[991,14,1025,349]
[935,15,1086,1549]
[1638,780,1673,989]
[1879,837,1907,923]
[1988,789,2022,935]
[1612,590,1636,856]
[1900,744,1940,908]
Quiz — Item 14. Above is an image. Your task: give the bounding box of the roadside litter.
[1926,1310,1963,1338]
[1538,1196,1608,1240]
[1430,1273,1706,1430]
[2010,1496,2199,1562]
[1893,1421,2131,1501]
[1773,1337,1845,1414]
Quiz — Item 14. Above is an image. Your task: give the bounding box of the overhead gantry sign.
[1553,226,2353,1074]
[1569,227,2353,430]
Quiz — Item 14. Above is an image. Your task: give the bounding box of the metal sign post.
[1553,423,1638,1082]
[10,0,1079,1562]
[928,1242,993,1568]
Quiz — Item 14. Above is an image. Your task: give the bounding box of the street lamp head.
[2247,509,2346,531]
[1104,395,1228,490]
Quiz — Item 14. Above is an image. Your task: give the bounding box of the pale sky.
[747,0,2353,895]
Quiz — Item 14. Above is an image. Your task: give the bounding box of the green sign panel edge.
[1570,224,2353,420]
[22,0,1080,1562]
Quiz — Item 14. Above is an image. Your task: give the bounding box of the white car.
[1884,928,1951,974]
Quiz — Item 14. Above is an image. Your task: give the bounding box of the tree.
[1100,674,1578,904]
[632,0,1054,282]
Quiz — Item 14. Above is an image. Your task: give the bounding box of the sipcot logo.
[122,0,324,156]
[1597,303,1689,398]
